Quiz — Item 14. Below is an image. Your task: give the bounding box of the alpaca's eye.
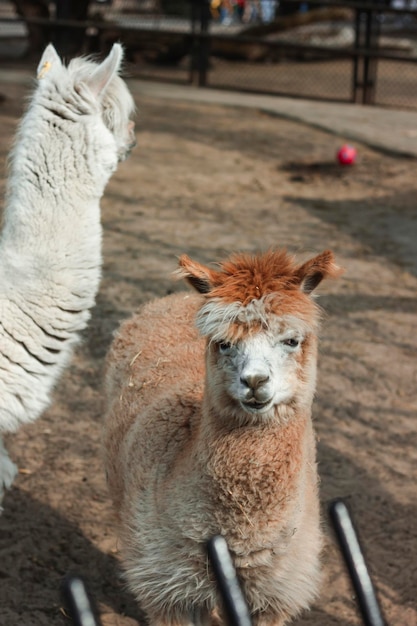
[218,341,232,355]
[283,337,300,348]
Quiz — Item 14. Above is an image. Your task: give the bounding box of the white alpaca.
[0,43,135,507]
[103,249,342,626]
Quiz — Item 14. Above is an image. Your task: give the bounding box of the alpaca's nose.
[241,372,270,390]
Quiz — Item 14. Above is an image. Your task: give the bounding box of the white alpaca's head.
[35,43,136,162]
[177,250,342,425]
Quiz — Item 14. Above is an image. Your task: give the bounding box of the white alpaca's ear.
[37,43,62,80]
[83,44,124,97]
[296,250,343,294]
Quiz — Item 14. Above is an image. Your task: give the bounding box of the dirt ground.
[0,76,416,626]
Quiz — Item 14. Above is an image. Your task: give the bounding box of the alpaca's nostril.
[241,373,270,390]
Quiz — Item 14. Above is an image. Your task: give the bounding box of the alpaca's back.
[104,292,205,513]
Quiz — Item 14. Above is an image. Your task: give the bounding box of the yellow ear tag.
[37,60,52,79]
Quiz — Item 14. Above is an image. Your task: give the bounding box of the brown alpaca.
[103,249,342,626]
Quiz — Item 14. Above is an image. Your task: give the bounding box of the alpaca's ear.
[83,43,124,97]
[175,255,217,294]
[296,250,343,294]
[37,44,62,80]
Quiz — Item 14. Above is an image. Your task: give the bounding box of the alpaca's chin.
[216,398,276,426]
[240,398,273,414]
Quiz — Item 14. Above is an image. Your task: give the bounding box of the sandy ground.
[0,77,416,626]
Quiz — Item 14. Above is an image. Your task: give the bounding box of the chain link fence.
[0,0,416,108]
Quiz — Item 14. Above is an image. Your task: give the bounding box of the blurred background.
[1,0,417,109]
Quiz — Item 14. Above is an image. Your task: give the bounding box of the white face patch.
[198,297,318,418]
[212,329,304,417]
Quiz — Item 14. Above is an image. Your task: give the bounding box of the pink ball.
[337,144,357,165]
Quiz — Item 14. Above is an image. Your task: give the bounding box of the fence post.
[196,0,211,87]
[352,5,380,105]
